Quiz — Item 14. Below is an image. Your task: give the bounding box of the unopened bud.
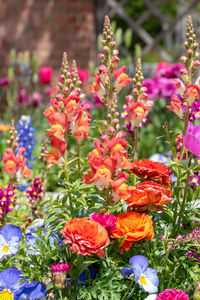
[103,46,109,53]
[187,49,193,56]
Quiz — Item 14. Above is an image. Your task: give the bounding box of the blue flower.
[0,268,24,298]
[15,281,47,299]
[121,255,159,294]
[0,268,47,299]
[0,224,22,261]
[17,115,36,169]
[25,219,62,255]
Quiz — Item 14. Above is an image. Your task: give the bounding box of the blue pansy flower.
[0,224,22,261]
[25,219,62,255]
[15,281,47,299]
[121,255,159,294]
[0,268,47,299]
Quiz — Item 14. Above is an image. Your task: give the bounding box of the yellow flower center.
[3,245,9,252]
[139,275,147,285]
[0,290,14,300]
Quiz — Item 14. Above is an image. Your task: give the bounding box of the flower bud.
[51,263,71,289]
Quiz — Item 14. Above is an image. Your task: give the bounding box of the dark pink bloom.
[51,263,71,289]
[77,68,90,83]
[156,289,189,300]
[0,77,9,86]
[183,122,200,156]
[51,263,71,273]
[93,93,104,107]
[156,62,171,77]
[39,67,53,84]
[89,212,117,235]
[32,92,42,107]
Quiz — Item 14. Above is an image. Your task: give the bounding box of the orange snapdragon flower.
[2,147,32,178]
[0,124,10,132]
[166,95,184,119]
[185,84,200,106]
[113,65,132,93]
[131,159,170,186]
[61,218,110,257]
[111,211,154,251]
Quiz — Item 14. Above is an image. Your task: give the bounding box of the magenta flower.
[89,212,117,235]
[156,288,189,300]
[183,122,200,155]
[0,77,9,86]
[39,67,53,84]
[51,263,71,289]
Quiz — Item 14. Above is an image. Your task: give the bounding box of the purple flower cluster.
[143,62,183,101]
[167,227,200,261]
[175,134,187,160]
[0,185,17,221]
[189,171,200,190]
[25,178,43,218]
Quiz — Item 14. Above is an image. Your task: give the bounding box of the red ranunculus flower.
[61,218,110,257]
[124,181,173,211]
[131,159,170,185]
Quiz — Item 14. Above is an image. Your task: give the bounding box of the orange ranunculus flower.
[131,159,170,186]
[111,211,154,251]
[124,181,173,211]
[61,218,110,257]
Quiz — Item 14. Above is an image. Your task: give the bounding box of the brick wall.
[0,0,96,75]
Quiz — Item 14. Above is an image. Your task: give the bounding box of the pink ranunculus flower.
[89,212,117,235]
[183,122,200,156]
[39,67,53,84]
[156,289,189,300]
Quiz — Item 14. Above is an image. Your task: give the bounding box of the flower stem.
[77,141,80,171]
[176,155,192,234]
[64,149,69,183]
[134,126,138,161]
[121,278,135,300]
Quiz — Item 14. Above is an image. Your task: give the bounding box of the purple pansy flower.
[183,122,200,155]
[120,255,159,294]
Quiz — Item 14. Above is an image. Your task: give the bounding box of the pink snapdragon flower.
[39,67,53,84]
[156,288,189,300]
[183,122,200,156]
[89,212,117,235]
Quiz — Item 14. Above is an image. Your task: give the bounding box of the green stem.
[134,126,138,161]
[105,190,110,210]
[176,155,192,234]
[64,149,69,183]
[77,141,80,171]
[121,278,135,300]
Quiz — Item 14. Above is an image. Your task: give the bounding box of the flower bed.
[0,15,200,300]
